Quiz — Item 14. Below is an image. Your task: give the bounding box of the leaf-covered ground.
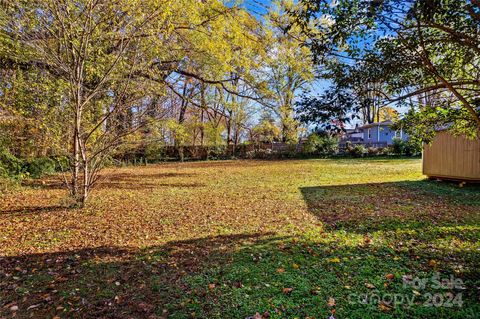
[0,158,479,318]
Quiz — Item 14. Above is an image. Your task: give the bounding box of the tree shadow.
[94,181,205,190]
[103,172,197,180]
[0,233,277,318]
[300,180,480,234]
[21,172,203,191]
[1,231,478,319]
[96,171,203,190]
[21,178,66,190]
[0,205,69,217]
[95,173,205,190]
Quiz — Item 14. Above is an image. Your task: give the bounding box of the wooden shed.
[423,131,480,181]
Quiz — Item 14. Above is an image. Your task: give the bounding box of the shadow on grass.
[95,171,205,190]
[1,231,479,319]
[300,180,480,234]
[21,178,66,190]
[0,233,274,318]
[0,205,68,217]
[21,172,204,191]
[94,181,205,190]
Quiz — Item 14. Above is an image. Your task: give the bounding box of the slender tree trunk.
[71,113,80,199]
[178,80,188,124]
[226,118,232,144]
[200,83,206,147]
[200,109,204,146]
[72,72,83,204]
[82,158,89,206]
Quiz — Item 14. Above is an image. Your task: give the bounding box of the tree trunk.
[71,115,80,199]
[178,80,189,124]
[81,159,89,206]
[200,109,204,146]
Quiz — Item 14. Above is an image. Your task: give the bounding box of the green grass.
[0,158,479,318]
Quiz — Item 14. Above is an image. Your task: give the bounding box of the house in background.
[343,124,364,143]
[358,120,408,146]
[339,120,408,148]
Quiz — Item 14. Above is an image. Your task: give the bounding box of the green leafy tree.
[251,111,281,144]
[1,0,271,205]
[266,0,314,143]
[292,0,480,137]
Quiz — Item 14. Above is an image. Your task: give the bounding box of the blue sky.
[241,0,272,17]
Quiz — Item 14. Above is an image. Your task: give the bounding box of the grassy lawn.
[0,158,479,318]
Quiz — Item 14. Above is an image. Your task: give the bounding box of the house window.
[368,128,372,139]
[395,130,401,138]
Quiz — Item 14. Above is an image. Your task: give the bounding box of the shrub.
[207,145,226,160]
[318,135,339,155]
[53,156,70,172]
[145,143,166,162]
[391,138,421,156]
[281,143,298,158]
[367,147,379,156]
[245,150,256,159]
[0,148,66,179]
[378,147,390,156]
[0,165,8,178]
[404,138,422,156]
[26,157,56,178]
[347,144,366,157]
[0,148,24,177]
[254,148,273,159]
[392,138,406,155]
[302,133,339,156]
[302,133,322,155]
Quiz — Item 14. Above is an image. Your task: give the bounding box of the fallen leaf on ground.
[379,301,392,311]
[233,281,243,288]
[282,287,293,294]
[327,297,336,307]
[245,312,262,319]
[364,235,372,245]
[27,304,40,310]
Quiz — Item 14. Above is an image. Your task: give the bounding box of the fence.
[338,141,388,150]
[113,142,301,163]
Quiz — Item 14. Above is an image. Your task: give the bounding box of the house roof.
[357,120,393,130]
[345,124,362,133]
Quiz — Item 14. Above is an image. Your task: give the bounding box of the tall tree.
[266,0,314,143]
[0,0,269,205]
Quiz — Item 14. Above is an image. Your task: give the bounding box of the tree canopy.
[0,0,289,204]
[291,0,480,137]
